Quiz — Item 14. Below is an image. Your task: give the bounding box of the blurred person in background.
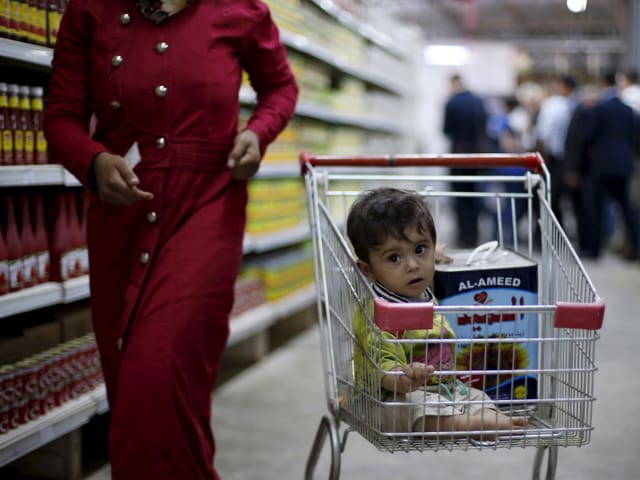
[564,84,600,254]
[484,96,527,247]
[619,69,640,112]
[534,75,578,228]
[443,73,488,248]
[577,71,640,260]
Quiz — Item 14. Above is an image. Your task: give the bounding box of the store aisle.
[86,253,639,480]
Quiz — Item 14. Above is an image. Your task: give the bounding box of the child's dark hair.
[346,188,436,262]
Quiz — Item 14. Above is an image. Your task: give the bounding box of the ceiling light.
[423,45,471,66]
[566,0,588,13]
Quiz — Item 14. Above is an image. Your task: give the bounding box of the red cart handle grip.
[300,152,546,175]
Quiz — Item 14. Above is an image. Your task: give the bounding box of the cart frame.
[301,153,604,480]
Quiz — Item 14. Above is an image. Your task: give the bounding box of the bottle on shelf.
[67,191,82,278]
[4,194,24,292]
[47,0,62,46]
[7,83,23,165]
[0,220,9,295]
[7,0,20,40]
[78,191,89,274]
[33,192,50,283]
[0,2,9,39]
[0,82,14,165]
[19,193,38,287]
[34,0,47,46]
[49,192,70,282]
[19,85,35,164]
[30,85,47,164]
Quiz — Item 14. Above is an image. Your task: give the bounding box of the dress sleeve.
[43,1,107,188]
[240,4,299,154]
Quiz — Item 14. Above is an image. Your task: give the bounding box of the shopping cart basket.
[300,153,605,480]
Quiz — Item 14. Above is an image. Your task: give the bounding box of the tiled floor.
[85,252,640,480]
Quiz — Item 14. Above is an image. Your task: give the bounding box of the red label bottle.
[78,191,89,274]
[67,192,82,278]
[49,192,69,282]
[33,192,50,283]
[19,194,38,288]
[0,221,9,295]
[4,194,24,291]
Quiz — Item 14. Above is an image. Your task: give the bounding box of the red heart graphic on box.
[474,291,488,304]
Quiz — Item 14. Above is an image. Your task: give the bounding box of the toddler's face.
[361,224,435,300]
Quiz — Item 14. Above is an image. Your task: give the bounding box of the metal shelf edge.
[0,384,107,467]
[227,284,316,346]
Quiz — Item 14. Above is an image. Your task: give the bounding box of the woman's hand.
[227,129,261,180]
[92,152,154,205]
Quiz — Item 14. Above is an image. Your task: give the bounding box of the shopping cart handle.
[300,152,546,175]
[374,298,434,334]
[553,298,605,330]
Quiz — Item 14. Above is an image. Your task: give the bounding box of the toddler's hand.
[435,243,453,264]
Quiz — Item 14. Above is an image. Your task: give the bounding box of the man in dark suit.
[443,74,488,248]
[580,71,640,259]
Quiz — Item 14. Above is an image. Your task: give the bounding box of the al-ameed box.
[433,242,538,401]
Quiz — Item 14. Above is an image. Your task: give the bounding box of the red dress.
[44,1,298,478]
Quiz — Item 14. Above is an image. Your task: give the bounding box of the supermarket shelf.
[243,223,310,254]
[0,276,90,319]
[280,30,405,96]
[227,283,316,346]
[0,38,52,67]
[257,163,301,177]
[0,283,62,319]
[0,284,316,467]
[0,384,107,468]
[295,101,403,133]
[307,0,405,60]
[241,87,402,133]
[0,164,80,187]
[62,276,90,303]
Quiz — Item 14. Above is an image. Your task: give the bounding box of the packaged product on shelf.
[30,85,47,164]
[18,84,34,164]
[48,192,70,282]
[19,193,38,287]
[229,265,265,319]
[3,194,24,291]
[246,178,306,235]
[0,82,12,165]
[0,228,9,295]
[33,192,50,283]
[7,84,23,164]
[254,244,314,302]
[66,191,84,278]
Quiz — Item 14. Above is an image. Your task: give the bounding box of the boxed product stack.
[245,178,306,235]
[253,244,314,302]
[229,266,265,319]
[263,0,303,35]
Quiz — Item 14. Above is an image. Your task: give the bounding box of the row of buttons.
[114,12,165,353]
[116,210,158,351]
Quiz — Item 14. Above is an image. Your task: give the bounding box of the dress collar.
[135,0,192,24]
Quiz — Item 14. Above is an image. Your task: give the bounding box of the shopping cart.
[300,153,605,480]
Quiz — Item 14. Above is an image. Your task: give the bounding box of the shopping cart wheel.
[304,414,342,480]
[532,445,558,480]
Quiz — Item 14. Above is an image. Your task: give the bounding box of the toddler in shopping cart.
[346,187,527,437]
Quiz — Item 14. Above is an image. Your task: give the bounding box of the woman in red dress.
[44,1,298,478]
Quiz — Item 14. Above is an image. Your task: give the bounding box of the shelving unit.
[0,0,416,472]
